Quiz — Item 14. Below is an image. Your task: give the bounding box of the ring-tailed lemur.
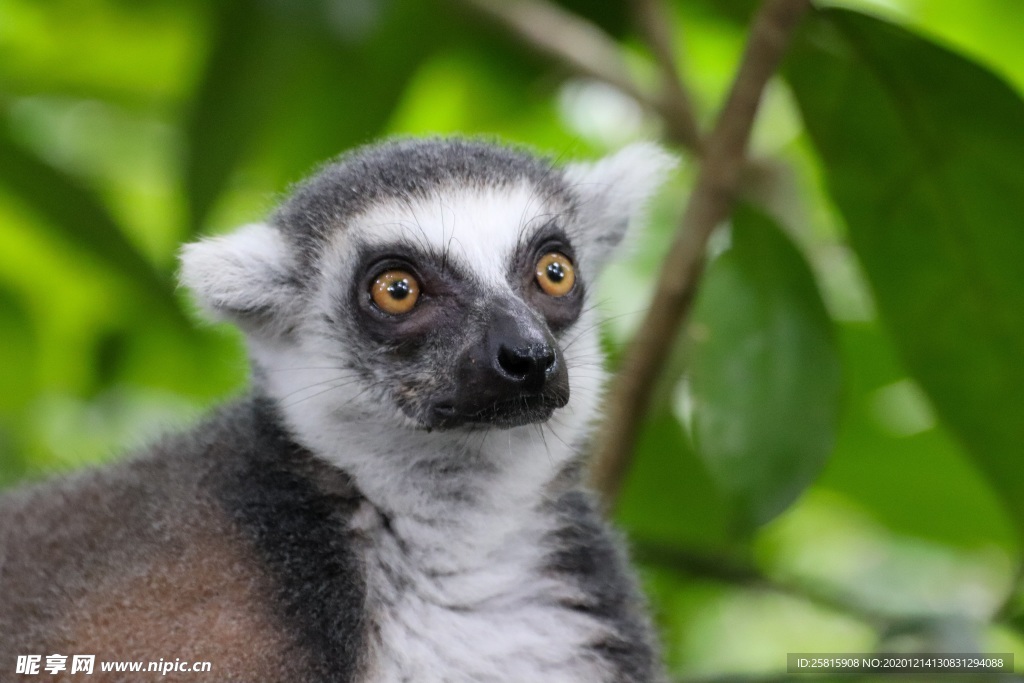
[0,137,675,682]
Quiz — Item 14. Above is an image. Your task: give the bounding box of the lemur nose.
[442,308,569,427]
[496,343,556,389]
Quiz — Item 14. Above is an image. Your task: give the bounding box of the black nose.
[428,309,570,429]
[496,342,556,390]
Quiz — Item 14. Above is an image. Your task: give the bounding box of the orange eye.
[535,252,576,297]
[370,269,420,314]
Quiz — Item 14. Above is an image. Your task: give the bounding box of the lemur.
[0,137,675,682]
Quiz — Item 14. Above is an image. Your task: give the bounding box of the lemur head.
[181,138,673,446]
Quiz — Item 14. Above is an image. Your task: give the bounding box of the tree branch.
[458,0,646,103]
[456,0,702,153]
[631,0,703,151]
[589,0,813,503]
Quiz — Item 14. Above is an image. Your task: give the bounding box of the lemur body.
[0,138,675,682]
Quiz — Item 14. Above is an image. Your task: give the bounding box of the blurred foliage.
[687,203,842,532]
[789,7,1024,535]
[1,0,1023,679]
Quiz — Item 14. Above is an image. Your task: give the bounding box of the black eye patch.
[512,227,585,333]
[345,243,472,347]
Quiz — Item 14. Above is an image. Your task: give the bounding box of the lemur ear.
[178,223,303,339]
[563,142,678,273]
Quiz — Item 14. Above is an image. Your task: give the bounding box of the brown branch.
[456,0,702,153]
[631,0,703,151]
[589,0,813,503]
[458,0,647,103]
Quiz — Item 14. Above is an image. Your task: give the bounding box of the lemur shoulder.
[0,137,676,682]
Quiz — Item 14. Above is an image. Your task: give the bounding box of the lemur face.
[335,183,581,429]
[180,139,674,434]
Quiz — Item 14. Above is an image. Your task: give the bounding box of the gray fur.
[273,137,574,267]
[1,136,675,682]
[1,396,366,682]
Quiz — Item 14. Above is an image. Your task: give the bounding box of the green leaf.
[615,409,733,551]
[183,0,443,234]
[787,9,1024,539]
[688,205,842,529]
[0,126,183,322]
[0,285,35,414]
[182,0,288,234]
[0,285,33,489]
[820,322,1016,550]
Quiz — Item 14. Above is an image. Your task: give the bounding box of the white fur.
[254,317,611,682]
[181,143,674,682]
[253,185,613,682]
[354,494,612,682]
[337,182,560,290]
[252,181,608,534]
[178,223,302,335]
[564,142,679,273]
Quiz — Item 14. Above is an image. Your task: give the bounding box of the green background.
[2,0,1023,679]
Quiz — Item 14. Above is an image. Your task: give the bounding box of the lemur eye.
[371,269,420,314]
[535,252,576,297]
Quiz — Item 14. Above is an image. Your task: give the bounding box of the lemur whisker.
[542,422,579,458]
[277,376,359,403]
[279,378,367,408]
[260,367,350,373]
[536,424,556,468]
